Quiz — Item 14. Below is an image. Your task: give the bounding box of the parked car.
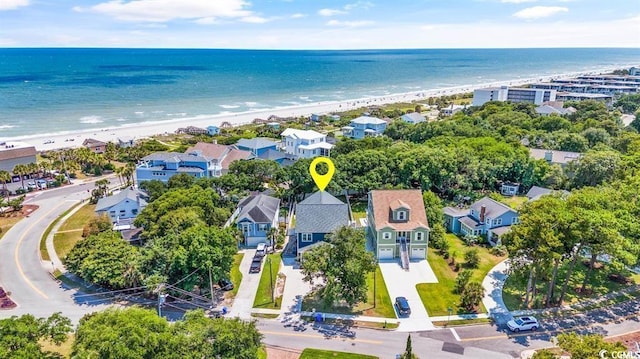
[218,278,233,291]
[255,243,266,257]
[395,296,411,316]
[249,257,263,273]
[507,316,539,332]
[27,181,37,189]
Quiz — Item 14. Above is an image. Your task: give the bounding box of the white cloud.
[501,0,537,3]
[326,19,374,27]
[240,16,269,24]
[75,0,253,22]
[318,1,373,17]
[513,6,568,19]
[0,0,29,11]
[290,13,306,19]
[318,8,347,16]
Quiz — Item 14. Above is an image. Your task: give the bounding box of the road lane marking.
[450,328,461,341]
[460,334,508,342]
[261,330,383,344]
[14,203,67,299]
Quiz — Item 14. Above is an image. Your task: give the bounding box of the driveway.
[379,259,438,332]
[228,249,262,319]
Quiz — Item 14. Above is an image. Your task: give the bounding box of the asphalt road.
[0,181,112,323]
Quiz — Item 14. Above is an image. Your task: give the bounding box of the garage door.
[378,247,394,259]
[410,247,425,259]
[246,237,266,247]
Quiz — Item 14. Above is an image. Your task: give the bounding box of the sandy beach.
[9,66,626,152]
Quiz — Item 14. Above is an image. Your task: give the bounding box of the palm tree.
[13,164,27,188]
[0,170,11,208]
[460,282,485,312]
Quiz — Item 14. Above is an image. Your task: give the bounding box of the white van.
[256,243,266,257]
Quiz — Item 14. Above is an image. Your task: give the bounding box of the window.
[512,217,519,224]
[415,232,423,241]
[397,211,406,220]
[132,209,138,215]
[259,224,268,231]
[301,233,313,242]
[494,218,502,226]
[109,211,116,216]
[383,232,391,240]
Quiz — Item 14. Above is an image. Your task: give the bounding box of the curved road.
[0,181,111,323]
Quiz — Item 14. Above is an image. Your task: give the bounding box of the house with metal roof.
[342,116,387,139]
[95,187,148,223]
[526,186,569,201]
[0,141,36,173]
[401,112,426,124]
[236,137,278,157]
[367,189,430,269]
[235,193,281,247]
[295,191,351,255]
[443,197,519,245]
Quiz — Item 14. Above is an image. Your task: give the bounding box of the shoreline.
[5,65,631,152]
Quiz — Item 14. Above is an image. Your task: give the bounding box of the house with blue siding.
[95,187,148,223]
[136,142,252,185]
[236,138,278,157]
[443,197,519,245]
[235,193,280,247]
[342,116,387,139]
[295,191,351,255]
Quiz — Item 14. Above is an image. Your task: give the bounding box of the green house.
[367,189,430,269]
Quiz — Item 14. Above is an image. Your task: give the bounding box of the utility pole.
[158,293,166,318]
[208,268,215,308]
[268,257,274,304]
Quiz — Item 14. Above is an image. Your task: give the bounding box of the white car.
[507,316,539,332]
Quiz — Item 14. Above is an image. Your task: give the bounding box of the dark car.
[395,296,411,316]
[218,279,233,291]
[249,257,263,273]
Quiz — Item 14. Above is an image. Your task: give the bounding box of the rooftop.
[95,188,147,212]
[281,128,326,140]
[0,141,36,161]
[237,193,280,224]
[529,148,582,165]
[470,197,516,219]
[296,191,350,234]
[350,116,387,125]
[370,189,429,231]
[236,137,278,150]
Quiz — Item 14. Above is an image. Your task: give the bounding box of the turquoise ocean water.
[0,48,638,139]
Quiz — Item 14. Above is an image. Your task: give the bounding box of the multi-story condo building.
[281,128,333,158]
[472,86,556,106]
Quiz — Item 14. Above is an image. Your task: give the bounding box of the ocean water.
[0,48,638,139]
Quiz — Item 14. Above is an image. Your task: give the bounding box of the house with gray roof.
[236,137,278,157]
[526,186,569,201]
[257,149,297,167]
[443,197,518,245]
[295,191,351,255]
[401,112,426,124]
[95,187,148,223]
[236,193,280,247]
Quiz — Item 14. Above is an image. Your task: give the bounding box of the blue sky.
[1,0,638,49]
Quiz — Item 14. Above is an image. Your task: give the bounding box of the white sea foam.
[134,111,144,116]
[0,125,15,130]
[79,116,104,124]
[220,104,240,109]
[245,102,259,107]
[116,118,128,122]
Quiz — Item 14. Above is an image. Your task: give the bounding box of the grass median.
[253,253,282,309]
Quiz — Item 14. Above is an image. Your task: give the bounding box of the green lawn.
[58,204,96,232]
[300,348,378,359]
[54,204,96,262]
[351,201,368,222]
[502,261,640,310]
[416,234,506,316]
[302,265,395,318]
[253,253,282,309]
[0,215,22,240]
[229,253,244,298]
[40,202,82,261]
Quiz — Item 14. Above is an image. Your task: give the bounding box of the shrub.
[454,262,461,272]
[490,245,508,256]
[454,270,473,294]
[465,249,480,268]
[463,234,479,246]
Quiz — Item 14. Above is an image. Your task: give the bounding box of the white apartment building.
[472,86,556,106]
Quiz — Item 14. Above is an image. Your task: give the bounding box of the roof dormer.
[390,199,410,222]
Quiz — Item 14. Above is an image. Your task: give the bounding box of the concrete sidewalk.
[481,259,511,325]
[228,249,261,319]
